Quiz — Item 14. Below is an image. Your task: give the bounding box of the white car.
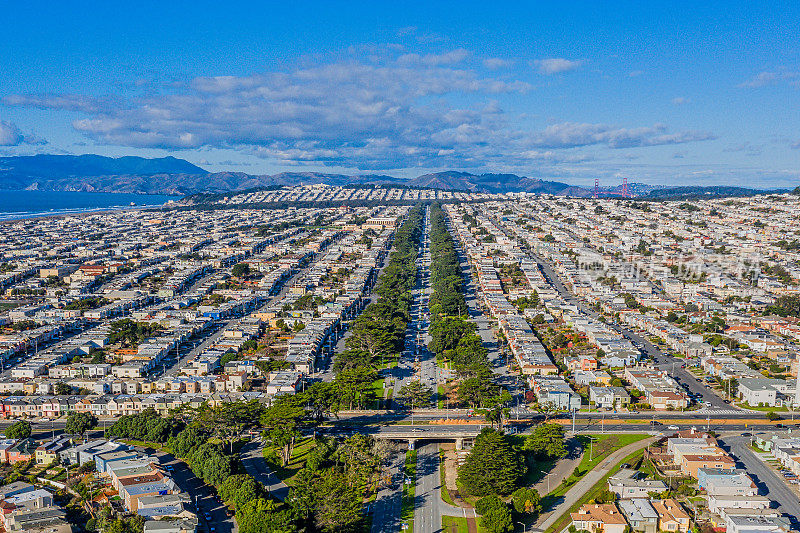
[668,425,679,430]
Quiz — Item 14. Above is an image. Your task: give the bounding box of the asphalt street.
[140,447,236,533]
[453,234,522,403]
[719,435,800,528]
[240,440,290,501]
[413,442,442,533]
[528,250,730,410]
[370,451,404,533]
[393,206,438,407]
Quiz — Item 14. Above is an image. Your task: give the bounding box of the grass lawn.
[541,434,648,509]
[545,447,647,533]
[737,403,790,412]
[438,386,446,409]
[119,439,175,455]
[262,436,317,486]
[442,516,470,533]
[401,450,417,532]
[370,377,392,408]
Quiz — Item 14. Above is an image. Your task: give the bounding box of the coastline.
[0,190,181,223]
[0,189,182,223]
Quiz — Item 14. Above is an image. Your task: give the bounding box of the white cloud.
[4,50,713,171]
[2,94,118,113]
[530,122,715,149]
[398,49,469,66]
[483,58,512,70]
[0,120,45,146]
[535,58,583,75]
[738,69,799,88]
[0,121,23,146]
[723,142,763,156]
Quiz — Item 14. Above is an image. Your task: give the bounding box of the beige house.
[652,499,690,533]
[571,503,628,533]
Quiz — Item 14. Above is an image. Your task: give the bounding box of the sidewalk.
[534,437,655,532]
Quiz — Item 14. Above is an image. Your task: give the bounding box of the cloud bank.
[3,49,712,171]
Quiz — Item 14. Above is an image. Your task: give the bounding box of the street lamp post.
[516,521,527,533]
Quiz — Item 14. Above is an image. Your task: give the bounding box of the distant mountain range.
[0,154,785,199]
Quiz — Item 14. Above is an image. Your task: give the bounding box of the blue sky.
[1,1,798,187]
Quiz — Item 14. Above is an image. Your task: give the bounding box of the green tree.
[65,411,98,437]
[106,409,176,443]
[397,380,432,409]
[265,426,301,467]
[482,505,514,533]
[5,420,31,440]
[334,367,377,410]
[523,424,567,461]
[168,425,208,458]
[429,316,477,355]
[232,263,251,277]
[332,349,373,373]
[237,497,296,533]
[55,382,73,395]
[313,469,364,532]
[458,428,525,496]
[511,487,541,515]
[189,442,234,487]
[219,474,262,509]
[475,494,506,515]
[191,400,264,452]
[108,319,162,348]
[593,489,617,503]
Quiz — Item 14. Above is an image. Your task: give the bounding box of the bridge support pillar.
[455,438,463,450]
[408,439,415,451]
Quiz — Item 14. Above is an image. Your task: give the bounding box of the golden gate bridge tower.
[592,177,631,198]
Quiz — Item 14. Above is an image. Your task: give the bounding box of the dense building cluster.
[3,187,800,533]
[0,204,407,416]
[201,184,507,206]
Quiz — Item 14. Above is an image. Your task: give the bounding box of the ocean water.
[0,190,181,220]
